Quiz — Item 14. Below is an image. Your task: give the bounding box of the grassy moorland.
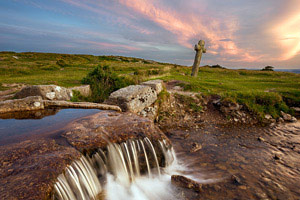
[1,51,299,118]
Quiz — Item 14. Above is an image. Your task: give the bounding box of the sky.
[0,0,300,69]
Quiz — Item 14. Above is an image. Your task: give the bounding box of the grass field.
[1,51,299,118]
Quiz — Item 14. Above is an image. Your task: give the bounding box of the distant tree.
[211,64,226,69]
[262,66,274,71]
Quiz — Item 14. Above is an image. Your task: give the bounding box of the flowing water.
[53,138,183,200]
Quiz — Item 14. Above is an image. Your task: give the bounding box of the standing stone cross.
[191,40,206,77]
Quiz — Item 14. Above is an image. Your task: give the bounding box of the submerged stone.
[171,175,202,192]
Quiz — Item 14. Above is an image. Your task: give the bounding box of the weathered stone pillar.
[191,40,206,77]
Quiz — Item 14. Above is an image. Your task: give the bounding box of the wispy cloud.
[116,0,258,62]
[82,40,142,52]
[2,0,300,68]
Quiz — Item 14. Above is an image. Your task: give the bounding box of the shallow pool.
[0,108,101,145]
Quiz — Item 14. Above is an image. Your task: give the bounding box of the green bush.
[70,90,89,102]
[56,59,67,67]
[82,65,133,102]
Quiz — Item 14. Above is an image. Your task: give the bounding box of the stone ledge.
[0,98,121,114]
[106,85,157,113]
[106,79,164,113]
[44,100,121,112]
[0,96,44,114]
[14,84,91,101]
[141,79,164,94]
[15,85,72,101]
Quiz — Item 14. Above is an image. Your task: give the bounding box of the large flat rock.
[106,85,157,113]
[68,85,91,97]
[0,110,169,199]
[0,139,81,200]
[141,79,164,94]
[15,85,72,100]
[44,100,121,112]
[63,111,167,152]
[0,96,44,114]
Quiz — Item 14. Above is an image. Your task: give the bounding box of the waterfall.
[53,156,102,200]
[53,138,177,200]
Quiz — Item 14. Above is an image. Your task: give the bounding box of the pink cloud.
[82,40,141,51]
[117,0,258,62]
[61,0,152,35]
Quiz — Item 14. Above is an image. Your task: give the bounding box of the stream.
[0,109,299,200]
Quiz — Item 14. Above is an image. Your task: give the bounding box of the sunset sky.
[1,0,300,69]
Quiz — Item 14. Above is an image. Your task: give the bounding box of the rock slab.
[69,85,91,97]
[171,175,202,192]
[0,139,81,200]
[63,111,168,152]
[0,96,44,114]
[15,85,72,100]
[106,85,157,113]
[281,111,297,122]
[141,79,164,94]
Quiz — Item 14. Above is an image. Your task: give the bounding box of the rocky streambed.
[167,114,300,200]
[0,110,170,199]
[0,80,299,200]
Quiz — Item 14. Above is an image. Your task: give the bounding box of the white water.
[53,138,184,200]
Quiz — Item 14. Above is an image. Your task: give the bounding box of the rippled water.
[169,121,300,199]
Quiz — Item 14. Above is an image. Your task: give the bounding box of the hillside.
[1,51,299,119]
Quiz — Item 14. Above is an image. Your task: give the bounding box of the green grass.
[160,67,300,118]
[0,52,170,87]
[1,51,299,118]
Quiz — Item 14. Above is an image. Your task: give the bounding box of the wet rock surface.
[171,175,202,192]
[63,111,168,152]
[169,119,300,200]
[44,100,121,112]
[0,110,168,199]
[0,139,81,200]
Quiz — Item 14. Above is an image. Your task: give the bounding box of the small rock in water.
[257,137,265,142]
[274,154,281,160]
[190,142,202,153]
[171,175,202,192]
[184,133,190,139]
[231,175,243,185]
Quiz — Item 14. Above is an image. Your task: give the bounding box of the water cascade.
[53,138,178,200]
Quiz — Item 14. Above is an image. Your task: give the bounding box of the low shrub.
[70,90,89,102]
[82,65,133,102]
